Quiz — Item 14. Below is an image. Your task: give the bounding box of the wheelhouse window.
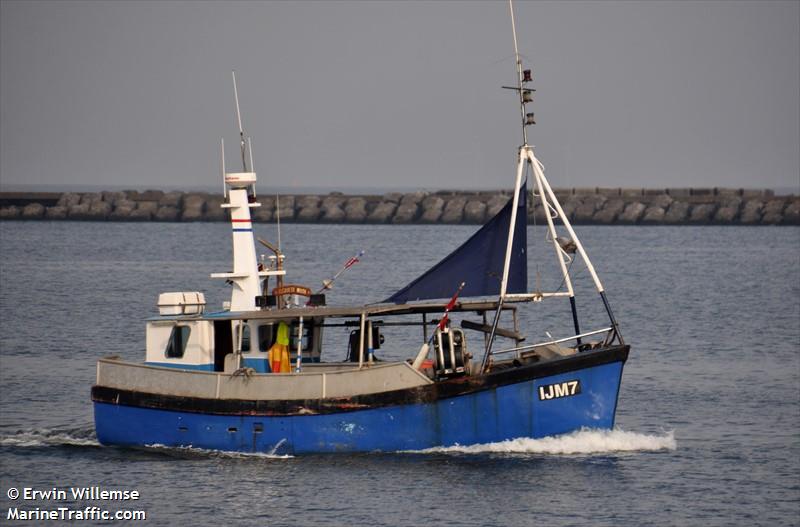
[290,321,313,352]
[240,324,251,352]
[258,324,274,352]
[165,325,191,358]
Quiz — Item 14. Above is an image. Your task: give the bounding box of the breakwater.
[1,188,797,225]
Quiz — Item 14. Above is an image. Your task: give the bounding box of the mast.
[210,73,285,312]
[482,0,532,372]
[483,1,622,373]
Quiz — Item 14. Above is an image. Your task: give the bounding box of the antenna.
[220,138,227,198]
[276,193,282,252]
[504,0,535,146]
[248,137,256,197]
[231,71,248,172]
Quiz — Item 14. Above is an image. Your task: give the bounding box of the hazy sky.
[1,0,798,192]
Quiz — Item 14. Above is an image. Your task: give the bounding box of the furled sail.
[384,185,527,303]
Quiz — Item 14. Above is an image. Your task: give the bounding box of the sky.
[1,0,798,193]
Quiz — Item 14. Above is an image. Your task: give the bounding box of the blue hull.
[94,359,625,454]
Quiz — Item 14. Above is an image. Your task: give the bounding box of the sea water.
[0,222,797,526]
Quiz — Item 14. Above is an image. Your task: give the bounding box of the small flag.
[438,281,466,331]
[344,251,364,269]
[317,250,366,294]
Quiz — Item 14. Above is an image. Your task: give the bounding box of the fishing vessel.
[91,3,629,455]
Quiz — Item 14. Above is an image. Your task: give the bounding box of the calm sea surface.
[1,221,798,526]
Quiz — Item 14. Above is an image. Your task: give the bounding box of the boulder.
[296,195,321,209]
[463,200,487,224]
[181,207,204,222]
[109,200,136,221]
[137,190,164,202]
[136,201,159,215]
[154,206,180,222]
[641,206,666,224]
[760,199,786,225]
[713,205,739,224]
[101,191,127,206]
[688,203,717,224]
[183,194,207,211]
[573,202,598,223]
[344,197,367,223]
[127,207,153,221]
[663,201,690,224]
[400,191,427,205]
[650,194,674,209]
[0,206,21,219]
[419,196,445,223]
[180,194,205,221]
[68,203,91,219]
[296,205,321,222]
[158,191,183,208]
[257,196,276,210]
[44,206,67,219]
[79,192,102,205]
[383,192,404,204]
[485,195,510,218]
[618,202,646,224]
[593,199,626,224]
[21,203,45,219]
[56,192,81,208]
[321,196,346,209]
[275,205,295,222]
[88,201,112,219]
[366,201,397,223]
[204,197,226,221]
[319,204,345,223]
[739,200,763,224]
[559,198,581,221]
[251,206,274,223]
[782,200,800,225]
[392,202,419,224]
[440,197,467,224]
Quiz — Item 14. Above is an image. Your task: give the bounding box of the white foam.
[143,443,293,459]
[410,428,677,455]
[0,427,100,448]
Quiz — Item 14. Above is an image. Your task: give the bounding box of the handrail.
[490,327,613,356]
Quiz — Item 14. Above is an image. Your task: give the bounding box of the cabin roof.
[148,299,516,322]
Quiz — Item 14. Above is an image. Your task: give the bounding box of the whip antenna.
[503,0,536,146]
[231,71,248,172]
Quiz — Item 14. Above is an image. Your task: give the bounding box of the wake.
[413,428,676,455]
[0,426,100,448]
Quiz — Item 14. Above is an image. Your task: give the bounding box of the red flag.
[438,282,466,331]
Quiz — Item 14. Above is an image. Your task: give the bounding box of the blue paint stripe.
[232,228,253,232]
[145,362,215,371]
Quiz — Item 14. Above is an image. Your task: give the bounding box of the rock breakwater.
[1,188,797,225]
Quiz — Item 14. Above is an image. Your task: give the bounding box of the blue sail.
[384,185,527,303]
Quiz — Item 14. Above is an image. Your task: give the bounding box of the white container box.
[157,292,206,316]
